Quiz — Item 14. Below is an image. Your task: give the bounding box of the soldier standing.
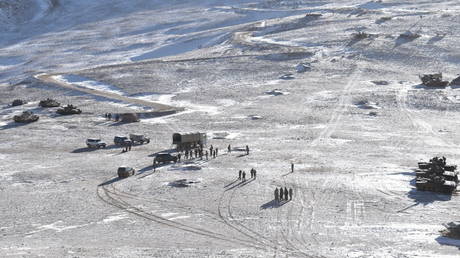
[242,171,246,181]
[284,187,288,200]
[279,187,284,201]
[246,145,249,155]
[238,170,242,180]
[275,188,279,202]
[185,150,189,159]
[289,188,293,200]
[228,144,231,153]
[128,141,132,151]
[253,168,257,178]
[108,113,112,120]
[209,145,213,155]
[205,150,209,160]
[216,148,218,156]
[291,163,294,173]
[178,153,181,162]
[115,114,119,121]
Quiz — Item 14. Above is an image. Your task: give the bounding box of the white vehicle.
[86,138,107,148]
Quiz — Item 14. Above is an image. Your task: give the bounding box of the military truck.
[415,156,458,194]
[172,132,206,151]
[13,111,39,123]
[129,134,150,144]
[39,98,60,107]
[56,104,82,115]
[419,73,449,87]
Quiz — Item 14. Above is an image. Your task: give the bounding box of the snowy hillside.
[1,0,460,257]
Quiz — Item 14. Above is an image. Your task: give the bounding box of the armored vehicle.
[86,138,106,149]
[154,153,178,165]
[39,98,61,107]
[117,166,135,178]
[12,99,27,106]
[416,178,457,194]
[173,132,206,151]
[13,111,39,123]
[129,134,150,144]
[419,73,449,87]
[415,156,458,194]
[56,104,82,115]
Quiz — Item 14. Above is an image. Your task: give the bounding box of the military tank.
[39,98,60,107]
[56,104,82,115]
[13,111,39,123]
[419,73,449,87]
[416,156,458,194]
[12,99,27,107]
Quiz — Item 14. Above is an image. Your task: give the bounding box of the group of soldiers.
[274,187,293,202]
[238,168,257,180]
[121,140,133,152]
[179,144,220,161]
[104,113,120,121]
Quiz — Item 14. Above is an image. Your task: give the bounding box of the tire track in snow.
[96,183,265,250]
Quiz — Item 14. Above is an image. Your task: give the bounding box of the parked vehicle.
[415,156,458,194]
[56,104,82,115]
[114,136,129,146]
[13,111,39,123]
[172,132,206,151]
[39,98,60,107]
[12,99,27,106]
[154,153,178,164]
[129,134,150,144]
[117,166,135,178]
[86,138,106,148]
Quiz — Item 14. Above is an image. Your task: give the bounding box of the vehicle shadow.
[99,177,122,186]
[260,199,290,209]
[0,121,29,130]
[71,144,120,153]
[406,188,452,206]
[137,162,171,177]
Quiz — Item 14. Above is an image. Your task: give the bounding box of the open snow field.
[1,0,460,257]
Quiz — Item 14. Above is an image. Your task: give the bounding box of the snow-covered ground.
[1,0,460,257]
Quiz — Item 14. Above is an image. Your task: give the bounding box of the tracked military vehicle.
[56,104,82,115]
[13,111,39,123]
[419,73,449,87]
[416,156,458,194]
[12,99,27,107]
[39,98,60,107]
